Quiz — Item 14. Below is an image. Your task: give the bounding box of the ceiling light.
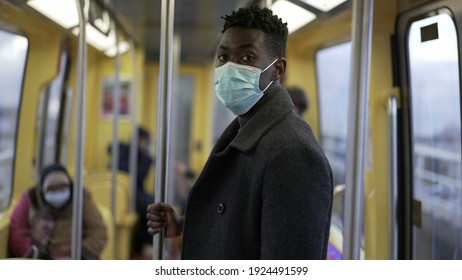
[301,0,348,12]
[73,25,115,52]
[271,0,317,34]
[105,41,130,57]
[27,0,78,29]
[30,0,121,57]
[73,25,129,57]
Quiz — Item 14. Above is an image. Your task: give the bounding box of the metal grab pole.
[72,0,87,260]
[387,96,398,259]
[111,21,122,258]
[343,0,374,260]
[129,39,139,213]
[153,0,175,260]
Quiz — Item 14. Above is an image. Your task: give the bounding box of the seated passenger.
[9,163,107,259]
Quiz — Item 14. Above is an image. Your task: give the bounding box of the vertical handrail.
[343,0,374,260]
[72,0,87,260]
[111,20,121,258]
[153,0,175,260]
[387,96,398,259]
[129,39,139,213]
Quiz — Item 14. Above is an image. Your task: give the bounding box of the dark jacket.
[181,85,333,260]
[108,143,154,213]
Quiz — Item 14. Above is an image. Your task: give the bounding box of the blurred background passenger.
[8,163,107,259]
[108,126,154,258]
[287,86,309,117]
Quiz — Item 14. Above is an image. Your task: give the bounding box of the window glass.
[408,12,462,259]
[316,42,351,186]
[316,41,352,228]
[0,29,28,210]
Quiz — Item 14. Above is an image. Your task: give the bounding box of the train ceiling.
[109,0,246,63]
[8,0,350,63]
[109,0,350,63]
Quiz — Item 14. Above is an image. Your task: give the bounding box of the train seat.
[84,170,137,260]
[97,204,115,260]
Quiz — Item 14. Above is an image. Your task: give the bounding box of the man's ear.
[272,58,287,80]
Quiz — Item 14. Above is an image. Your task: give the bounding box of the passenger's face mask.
[44,188,71,209]
[214,59,278,115]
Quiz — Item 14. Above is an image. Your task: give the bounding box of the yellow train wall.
[1,3,62,199]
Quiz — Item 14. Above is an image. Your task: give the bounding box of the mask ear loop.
[261,58,279,93]
[262,80,274,93]
[261,58,279,73]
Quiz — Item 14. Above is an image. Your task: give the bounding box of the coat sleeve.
[260,145,333,259]
[9,192,33,257]
[81,189,108,260]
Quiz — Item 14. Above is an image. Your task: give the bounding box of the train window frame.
[0,25,29,211]
[397,1,462,260]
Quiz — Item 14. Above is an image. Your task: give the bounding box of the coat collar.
[227,85,293,153]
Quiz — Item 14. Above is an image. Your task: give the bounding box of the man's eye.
[241,55,254,61]
[217,55,227,62]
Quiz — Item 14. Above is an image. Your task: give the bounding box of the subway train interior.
[1,0,462,260]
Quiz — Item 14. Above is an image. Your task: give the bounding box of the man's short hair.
[221,6,288,59]
[138,127,150,140]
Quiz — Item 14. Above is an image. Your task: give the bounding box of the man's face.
[215,27,275,91]
[139,137,150,155]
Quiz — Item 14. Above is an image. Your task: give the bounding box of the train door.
[397,0,462,259]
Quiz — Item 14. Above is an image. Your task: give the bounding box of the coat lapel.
[231,86,293,153]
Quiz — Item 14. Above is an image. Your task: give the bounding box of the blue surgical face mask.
[44,188,71,209]
[214,59,278,115]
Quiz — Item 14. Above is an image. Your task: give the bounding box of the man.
[108,127,154,213]
[147,6,333,260]
[287,86,309,117]
[108,127,154,257]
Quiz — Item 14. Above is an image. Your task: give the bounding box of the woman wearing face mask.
[8,163,107,259]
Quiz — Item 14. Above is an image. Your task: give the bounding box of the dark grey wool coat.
[181,85,333,260]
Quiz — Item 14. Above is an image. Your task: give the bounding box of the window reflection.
[0,29,28,210]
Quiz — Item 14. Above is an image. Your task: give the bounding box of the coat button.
[217,203,225,214]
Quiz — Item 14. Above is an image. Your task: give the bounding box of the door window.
[407,12,462,259]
